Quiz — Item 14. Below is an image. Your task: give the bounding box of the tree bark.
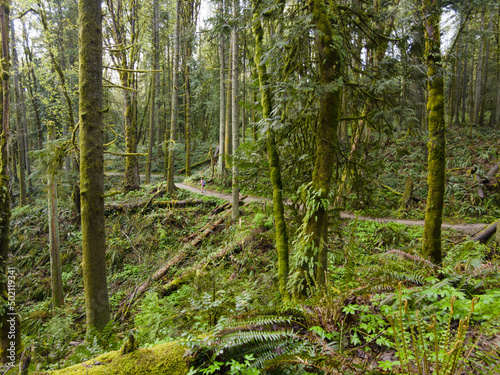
[231,0,239,220]
[166,0,181,194]
[79,0,110,331]
[422,0,446,265]
[47,124,64,309]
[252,0,289,301]
[218,0,226,176]
[11,21,27,207]
[0,0,22,361]
[145,0,159,185]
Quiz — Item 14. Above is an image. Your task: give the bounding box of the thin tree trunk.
[231,0,239,220]
[145,0,159,184]
[47,124,63,309]
[218,0,226,176]
[166,0,180,194]
[422,0,446,265]
[11,21,27,206]
[21,21,43,150]
[79,0,110,331]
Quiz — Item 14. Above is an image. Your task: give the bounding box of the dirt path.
[176,183,487,235]
[105,173,488,235]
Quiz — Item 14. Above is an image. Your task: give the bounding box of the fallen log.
[106,199,211,212]
[176,157,211,174]
[118,209,232,318]
[49,341,188,375]
[471,220,498,243]
[161,242,243,297]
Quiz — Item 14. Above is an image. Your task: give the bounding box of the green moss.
[48,341,189,375]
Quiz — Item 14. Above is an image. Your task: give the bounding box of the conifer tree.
[79,0,110,331]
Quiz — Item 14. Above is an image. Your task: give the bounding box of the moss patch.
[46,341,189,375]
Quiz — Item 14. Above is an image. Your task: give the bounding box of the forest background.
[0,0,499,373]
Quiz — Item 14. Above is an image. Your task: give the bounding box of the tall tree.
[293,0,341,295]
[47,124,63,310]
[105,0,141,191]
[79,0,110,331]
[0,0,21,360]
[145,0,159,184]
[11,21,28,206]
[217,0,226,176]
[166,0,180,193]
[421,0,446,265]
[252,0,289,301]
[231,0,239,220]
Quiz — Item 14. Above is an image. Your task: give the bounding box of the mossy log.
[46,341,188,375]
[471,220,498,243]
[162,242,243,296]
[118,209,233,318]
[105,199,213,213]
[176,157,211,174]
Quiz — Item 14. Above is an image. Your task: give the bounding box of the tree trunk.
[296,0,341,293]
[47,124,64,309]
[166,0,181,194]
[184,44,192,177]
[231,0,239,220]
[11,21,27,207]
[145,0,159,184]
[21,21,43,150]
[218,0,226,176]
[422,0,446,265]
[0,0,22,361]
[78,0,110,331]
[252,0,289,301]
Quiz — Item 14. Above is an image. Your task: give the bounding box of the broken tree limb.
[382,184,402,196]
[477,163,499,199]
[176,157,211,174]
[471,220,499,243]
[118,209,233,319]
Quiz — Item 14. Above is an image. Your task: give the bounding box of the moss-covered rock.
[45,341,189,375]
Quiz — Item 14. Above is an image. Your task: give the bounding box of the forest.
[0,0,499,373]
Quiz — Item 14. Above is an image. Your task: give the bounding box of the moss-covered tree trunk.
[184,43,192,177]
[422,0,445,265]
[231,0,239,220]
[217,0,226,177]
[11,21,27,207]
[296,0,341,295]
[252,0,289,301]
[166,0,180,194]
[145,0,159,185]
[0,0,22,362]
[79,0,110,331]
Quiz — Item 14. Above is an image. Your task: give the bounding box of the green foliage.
[385,286,477,375]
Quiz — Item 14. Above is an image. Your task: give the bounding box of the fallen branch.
[382,184,402,196]
[471,220,498,243]
[176,157,211,174]
[161,242,243,297]
[118,208,233,318]
[477,163,499,199]
[106,199,211,213]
